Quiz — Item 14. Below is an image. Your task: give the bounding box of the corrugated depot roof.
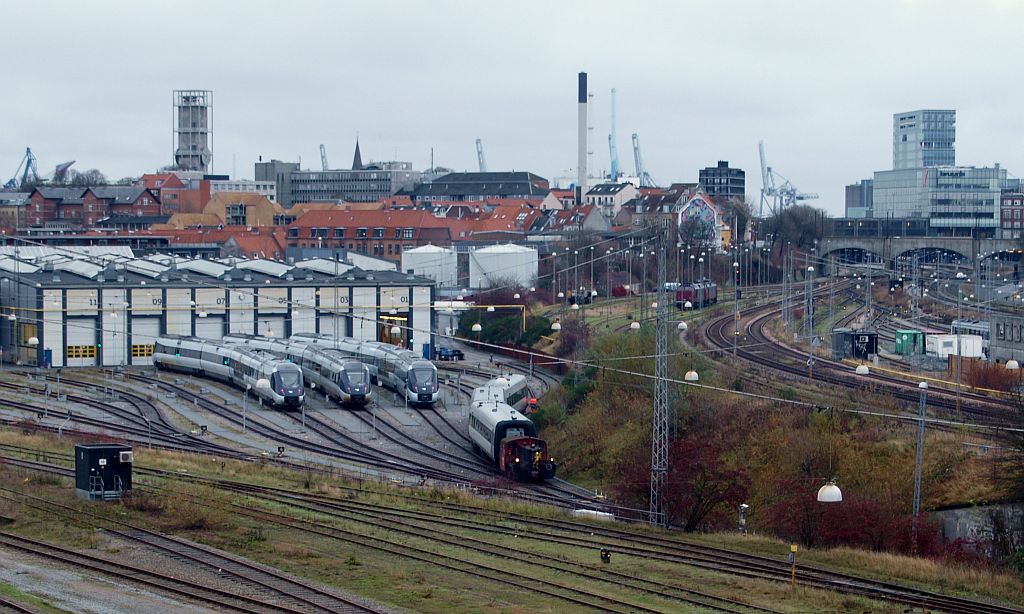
[235,258,291,278]
[292,258,355,276]
[178,259,231,278]
[0,256,40,275]
[54,259,105,280]
[0,246,135,260]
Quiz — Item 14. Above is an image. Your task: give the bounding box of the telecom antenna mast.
[475,138,488,173]
[319,144,329,171]
[650,228,669,527]
[608,88,620,181]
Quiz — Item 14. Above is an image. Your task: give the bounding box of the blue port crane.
[4,147,39,189]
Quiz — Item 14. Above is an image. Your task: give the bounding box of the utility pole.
[650,226,669,527]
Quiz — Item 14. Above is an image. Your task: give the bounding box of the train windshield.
[506,427,525,438]
[345,367,366,385]
[278,370,302,388]
[408,368,435,386]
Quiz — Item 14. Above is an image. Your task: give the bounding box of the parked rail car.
[223,334,373,407]
[291,333,439,406]
[675,281,718,309]
[153,336,304,409]
[468,393,555,482]
[472,374,532,413]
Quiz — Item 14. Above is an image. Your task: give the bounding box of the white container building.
[925,334,984,359]
[469,244,538,289]
[401,245,457,289]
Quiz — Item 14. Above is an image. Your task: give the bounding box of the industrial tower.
[173,90,213,173]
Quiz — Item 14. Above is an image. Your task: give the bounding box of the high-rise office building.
[893,109,955,170]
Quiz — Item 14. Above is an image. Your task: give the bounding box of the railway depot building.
[0,247,435,368]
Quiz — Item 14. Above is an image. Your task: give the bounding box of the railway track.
[4,451,1019,614]
[704,295,1019,427]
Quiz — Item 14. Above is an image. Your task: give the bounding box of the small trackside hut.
[74,443,132,500]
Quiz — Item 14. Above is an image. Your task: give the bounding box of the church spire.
[352,138,363,171]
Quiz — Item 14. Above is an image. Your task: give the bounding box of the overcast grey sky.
[4,0,1023,215]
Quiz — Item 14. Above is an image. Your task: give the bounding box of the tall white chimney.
[577,72,588,203]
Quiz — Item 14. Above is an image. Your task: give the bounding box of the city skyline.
[4,0,1024,215]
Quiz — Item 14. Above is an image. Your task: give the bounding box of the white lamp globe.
[677,321,688,332]
[551,320,562,331]
[1007,359,1020,370]
[817,479,843,503]
[855,364,870,375]
[684,370,699,381]
[629,321,641,330]
[471,323,482,333]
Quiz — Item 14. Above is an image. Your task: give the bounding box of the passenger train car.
[468,378,555,482]
[222,334,373,407]
[153,335,304,409]
[472,374,533,413]
[292,333,439,406]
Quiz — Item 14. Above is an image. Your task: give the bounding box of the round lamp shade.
[27,336,39,346]
[684,301,693,309]
[816,480,843,503]
[557,292,565,298]
[513,293,521,299]
[390,325,401,336]
[471,323,482,333]
[571,303,580,310]
[677,321,688,332]
[684,370,699,382]
[1007,359,1020,370]
[551,321,562,331]
[255,378,271,390]
[487,306,495,312]
[855,364,870,375]
[629,321,641,330]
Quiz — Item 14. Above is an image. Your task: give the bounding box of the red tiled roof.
[290,209,450,229]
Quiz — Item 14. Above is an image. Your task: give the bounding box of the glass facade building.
[872,165,1009,234]
[893,109,955,170]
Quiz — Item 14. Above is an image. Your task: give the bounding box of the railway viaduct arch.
[819,236,1023,271]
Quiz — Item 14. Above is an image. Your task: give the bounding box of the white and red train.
[468,375,555,482]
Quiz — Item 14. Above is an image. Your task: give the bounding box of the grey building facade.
[893,109,955,170]
[845,179,873,218]
[872,165,1008,234]
[698,160,745,202]
[255,159,299,207]
[410,172,549,202]
[290,162,421,204]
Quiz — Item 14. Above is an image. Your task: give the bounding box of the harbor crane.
[631,133,657,188]
[607,88,620,182]
[4,147,39,189]
[758,140,818,218]
[475,138,487,173]
[319,144,329,171]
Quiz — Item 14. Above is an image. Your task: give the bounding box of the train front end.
[338,361,372,407]
[271,363,305,409]
[406,360,439,406]
[499,437,556,482]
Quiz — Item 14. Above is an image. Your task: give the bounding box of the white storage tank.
[401,245,457,288]
[925,334,984,359]
[469,244,538,289]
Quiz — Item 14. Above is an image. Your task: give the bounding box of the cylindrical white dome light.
[677,321,688,332]
[571,303,580,310]
[855,364,870,375]
[684,370,699,381]
[471,323,482,333]
[551,320,562,331]
[629,321,641,330]
[513,293,521,299]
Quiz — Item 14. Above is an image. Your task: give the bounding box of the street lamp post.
[806,265,815,379]
[955,271,966,415]
[733,260,740,356]
[911,381,928,554]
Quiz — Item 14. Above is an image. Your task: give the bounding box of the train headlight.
[514,458,520,463]
[550,458,555,463]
